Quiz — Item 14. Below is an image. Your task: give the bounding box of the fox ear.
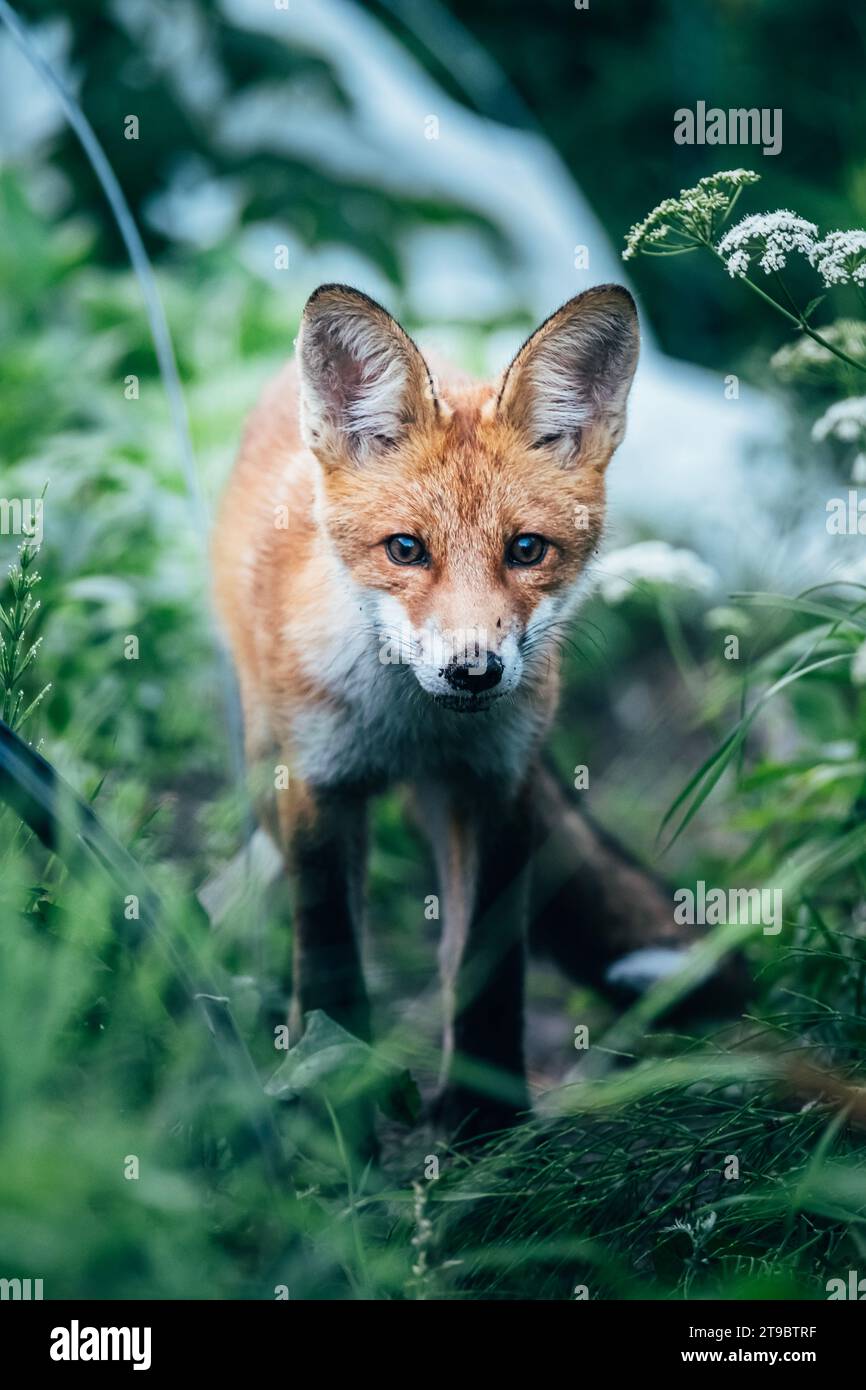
[297,284,437,467]
[496,284,639,465]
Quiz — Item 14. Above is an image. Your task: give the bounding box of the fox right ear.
[496,284,639,466]
[297,284,437,468]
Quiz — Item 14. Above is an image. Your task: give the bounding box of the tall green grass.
[2,167,866,1300]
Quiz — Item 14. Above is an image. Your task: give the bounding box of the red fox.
[213,283,744,1141]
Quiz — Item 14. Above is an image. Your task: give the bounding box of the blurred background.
[11,0,866,359]
[3,0,863,844]
[2,0,866,1300]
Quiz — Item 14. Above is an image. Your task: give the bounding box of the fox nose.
[444,652,504,694]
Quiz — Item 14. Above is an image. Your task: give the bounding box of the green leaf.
[659,651,852,848]
[733,591,866,635]
[265,1010,421,1124]
[802,295,827,323]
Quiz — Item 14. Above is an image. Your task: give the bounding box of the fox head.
[297,282,639,711]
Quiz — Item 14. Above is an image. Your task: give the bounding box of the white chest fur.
[291,643,545,789]
[288,584,546,789]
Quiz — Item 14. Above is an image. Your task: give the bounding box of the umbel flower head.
[623,169,760,261]
[771,320,866,385]
[597,541,718,605]
[716,211,819,277]
[811,395,866,445]
[810,230,866,288]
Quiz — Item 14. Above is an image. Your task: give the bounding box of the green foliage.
[0,535,50,731]
[0,166,864,1301]
[3,0,866,1300]
[266,1010,422,1125]
[445,0,866,369]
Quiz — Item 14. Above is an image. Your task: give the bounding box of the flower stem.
[705,241,866,375]
[736,270,802,327]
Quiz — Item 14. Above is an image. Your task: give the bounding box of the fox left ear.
[297,283,437,468]
[496,284,639,465]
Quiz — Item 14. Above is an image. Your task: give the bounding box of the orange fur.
[212,283,640,1137]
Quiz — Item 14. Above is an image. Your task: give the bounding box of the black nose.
[444,652,504,694]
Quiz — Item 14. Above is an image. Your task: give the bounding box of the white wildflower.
[704,605,753,635]
[662,1210,717,1243]
[771,320,866,384]
[834,555,866,588]
[810,230,866,288]
[623,169,760,262]
[852,641,866,687]
[597,541,718,605]
[717,210,818,277]
[811,396,866,445]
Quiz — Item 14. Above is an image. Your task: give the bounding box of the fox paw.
[430,1085,528,1145]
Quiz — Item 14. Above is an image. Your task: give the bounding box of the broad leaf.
[266,1010,421,1124]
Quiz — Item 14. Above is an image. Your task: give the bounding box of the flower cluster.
[622,170,760,262]
[597,541,718,606]
[811,396,866,444]
[812,396,866,482]
[771,319,866,385]
[810,230,866,288]
[852,640,866,687]
[716,211,818,277]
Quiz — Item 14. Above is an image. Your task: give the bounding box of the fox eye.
[385,534,427,565]
[507,533,548,567]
